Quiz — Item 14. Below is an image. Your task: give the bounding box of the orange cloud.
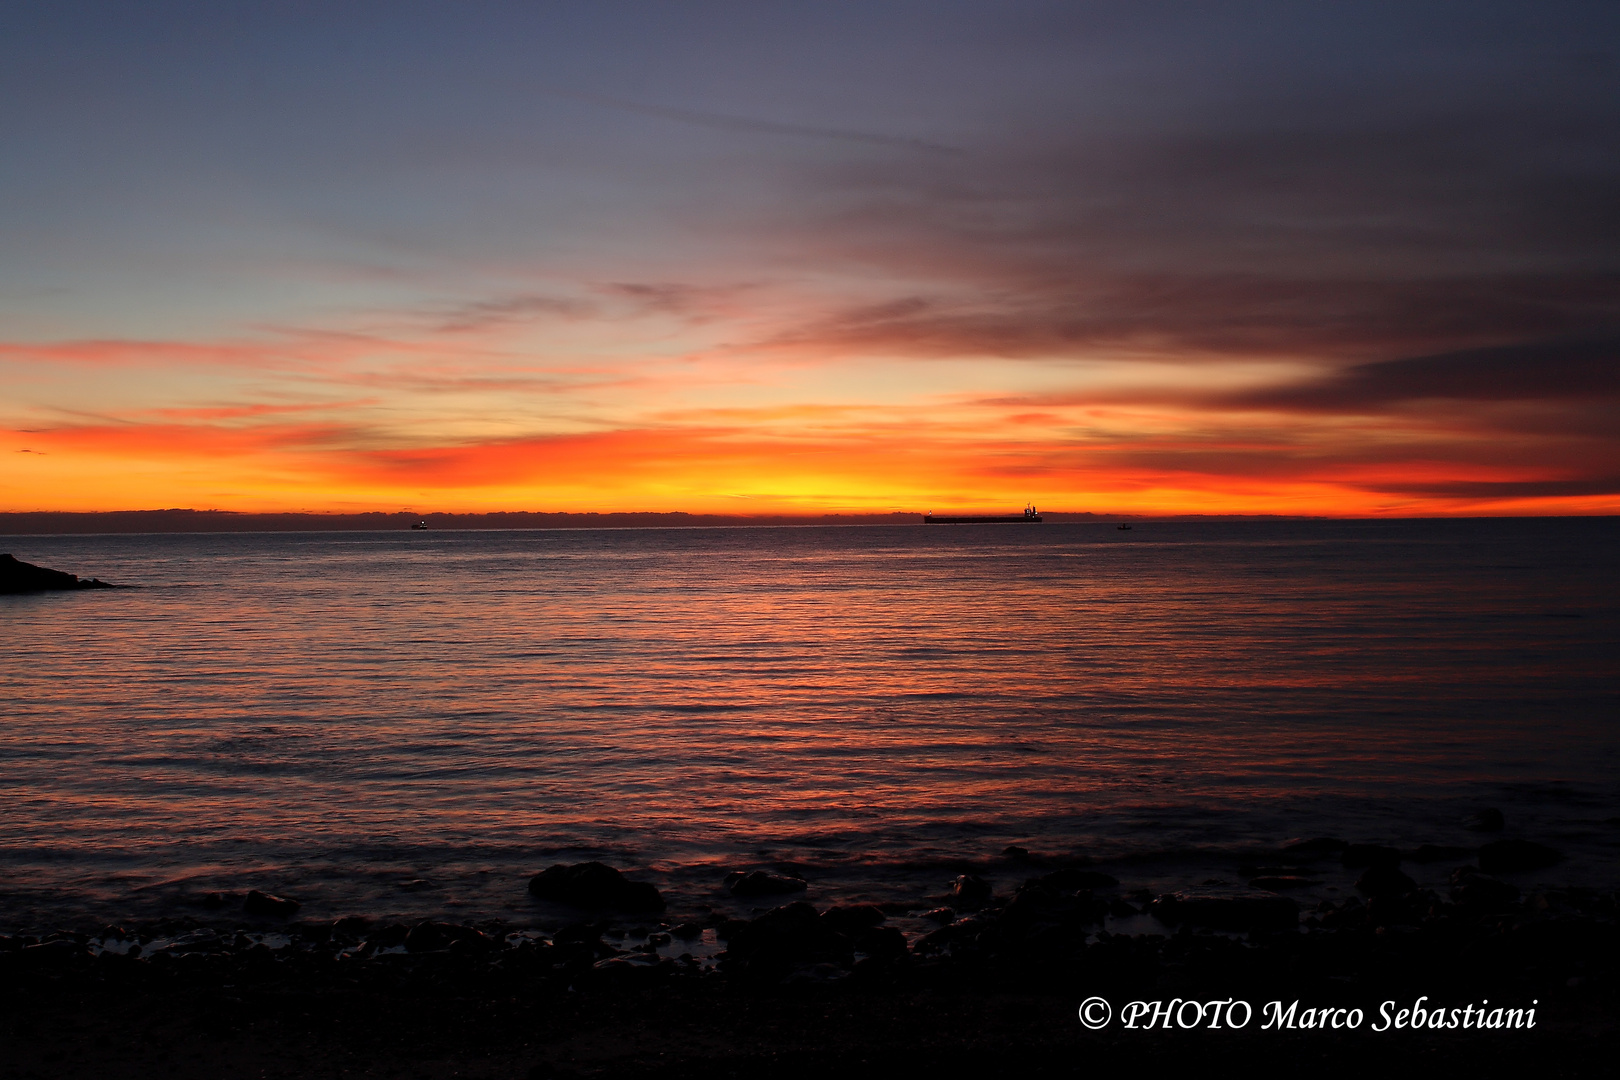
[5,405,1617,517]
[2,314,1617,517]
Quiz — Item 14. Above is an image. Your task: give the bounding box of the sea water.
[2,519,1616,928]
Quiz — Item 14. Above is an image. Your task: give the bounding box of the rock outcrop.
[527,862,665,912]
[0,553,114,594]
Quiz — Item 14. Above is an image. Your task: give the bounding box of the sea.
[2,519,1617,933]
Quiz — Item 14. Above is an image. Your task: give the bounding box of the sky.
[2,1,1618,516]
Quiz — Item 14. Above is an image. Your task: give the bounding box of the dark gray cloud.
[1231,339,1620,411]
[758,55,1620,364]
[754,278,1620,362]
[1370,477,1620,498]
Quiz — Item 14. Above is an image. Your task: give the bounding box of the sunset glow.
[3,4,1616,517]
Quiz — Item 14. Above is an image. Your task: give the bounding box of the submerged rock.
[1479,839,1564,873]
[724,901,853,969]
[1464,808,1506,832]
[243,890,301,917]
[1149,887,1298,930]
[724,870,808,897]
[1341,844,1403,868]
[404,921,456,952]
[1355,864,1417,897]
[820,904,886,933]
[528,862,665,912]
[1035,868,1120,891]
[1249,875,1320,891]
[1409,844,1476,863]
[0,553,114,594]
[1451,869,1520,910]
[950,874,993,906]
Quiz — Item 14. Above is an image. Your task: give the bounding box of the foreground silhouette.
[0,553,114,594]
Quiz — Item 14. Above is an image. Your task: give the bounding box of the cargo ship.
[924,505,1042,524]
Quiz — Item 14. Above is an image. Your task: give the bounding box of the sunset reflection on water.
[2,519,1616,923]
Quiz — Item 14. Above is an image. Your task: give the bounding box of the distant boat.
[1117,524,1132,530]
[411,520,429,530]
[925,505,1042,524]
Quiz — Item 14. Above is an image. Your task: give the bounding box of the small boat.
[925,504,1042,524]
[411,520,429,530]
[1116,524,1132,530]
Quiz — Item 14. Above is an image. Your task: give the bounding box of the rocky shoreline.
[3,841,1615,1078]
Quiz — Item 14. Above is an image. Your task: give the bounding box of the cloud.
[1369,476,1620,498]
[745,276,1620,363]
[431,294,595,334]
[734,86,1620,364]
[1228,339,1620,411]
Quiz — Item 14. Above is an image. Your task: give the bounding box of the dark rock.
[1001,845,1032,860]
[850,925,907,959]
[781,962,849,986]
[0,553,115,594]
[724,902,853,968]
[1249,875,1320,891]
[19,939,88,965]
[950,874,992,906]
[1464,808,1506,832]
[1365,892,1424,928]
[552,921,607,945]
[333,915,372,934]
[1478,839,1564,873]
[243,890,301,917]
[528,862,665,912]
[1035,868,1120,891]
[724,870,808,897]
[1281,837,1348,857]
[1000,882,1065,925]
[1341,844,1403,868]
[820,904,885,933]
[1148,888,1298,931]
[1450,870,1520,910]
[591,953,669,984]
[912,924,957,954]
[405,921,453,952]
[1409,844,1475,863]
[363,924,410,949]
[670,922,705,940]
[1355,865,1417,898]
[1108,899,1139,917]
[921,907,955,924]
